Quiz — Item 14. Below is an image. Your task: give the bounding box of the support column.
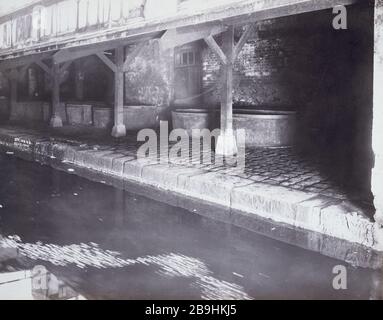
[216,26,237,156]
[74,59,84,101]
[50,63,63,127]
[373,0,383,225]
[8,69,18,121]
[111,46,126,138]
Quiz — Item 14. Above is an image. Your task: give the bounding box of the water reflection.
[0,154,382,299]
[31,265,85,300]
[0,236,251,300]
[0,266,84,300]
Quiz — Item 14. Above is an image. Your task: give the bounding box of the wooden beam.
[160,24,227,51]
[234,24,255,60]
[215,25,236,156]
[123,41,146,71]
[111,46,126,137]
[52,34,159,64]
[0,52,53,72]
[221,26,234,132]
[50,63,63,127]
[60,61,73,74]
[0,0,357,62]
[54,44,113,64]
[9,69,18,121]
[96,52,117,73]
[204,35,228,65]
[18,63,32,81]
[35,60,53,77]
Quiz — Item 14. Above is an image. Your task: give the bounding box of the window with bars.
[175,49,201,67]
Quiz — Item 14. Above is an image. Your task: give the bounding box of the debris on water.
[73,193,78,196]
[68,168,75,172]
[100,181,106,184]
[233,272,244,278]
[193,209,197,212]
[50,155,56,159]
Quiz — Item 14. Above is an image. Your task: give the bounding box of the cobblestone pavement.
[1,123,373,206]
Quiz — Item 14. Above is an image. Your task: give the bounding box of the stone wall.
[373,0,383,226]
[124,40,173,107]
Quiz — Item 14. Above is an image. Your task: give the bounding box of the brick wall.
[201,3,374,192]
[202,5,372,112]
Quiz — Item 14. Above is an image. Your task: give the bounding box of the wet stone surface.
[0,124,375,216]
[0,153,382,300]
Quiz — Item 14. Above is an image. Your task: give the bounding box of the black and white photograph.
[0,0,382,305]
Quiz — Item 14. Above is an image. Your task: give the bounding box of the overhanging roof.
[0,0,361,62]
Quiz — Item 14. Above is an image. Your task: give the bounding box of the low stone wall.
[172,109,218,136]
[93,107,113,129]
[10,101,51,123]
[123,105,161,130]
[66,103,93,126]
[0,125,382,261]
[0,97,9,120]
[233,110,297,147]
[64,104,165,130]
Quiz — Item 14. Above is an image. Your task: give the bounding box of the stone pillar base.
[49,115,63,128]
[215,131,237,156]
[112,124,127,138]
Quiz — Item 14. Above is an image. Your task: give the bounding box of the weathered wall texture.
[202,4,374,193]
[124,40,173,107]
[373,0,383,226]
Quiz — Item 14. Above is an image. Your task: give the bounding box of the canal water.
[0,153,381,300]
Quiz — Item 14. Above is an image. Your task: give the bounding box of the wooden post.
[111,46,126,137]
[74,59,84,101]
[50,63,63,127]
[9,69,18,121]
[215,25,237,156]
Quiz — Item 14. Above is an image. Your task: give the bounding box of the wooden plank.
[0,52,53,71]
[234,24,255,60]
[160,23,227,51]
[0,0,358,61]
[220,26,234,133]
[204,35,228,65]
[111,45,126,137]
[52,33,160,64]
[60,60,73,74]
[9,69,18,120]
[35,60,52,76]
[18,63,32,81]
[96,52,117,73]
[50,63,62,127]
[123,41,146,71]
[74,59,85,101]
[54,43,119,64]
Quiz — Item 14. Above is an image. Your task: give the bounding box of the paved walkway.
[0,122,381,253]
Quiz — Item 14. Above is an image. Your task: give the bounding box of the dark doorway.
[174,43,202,107]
